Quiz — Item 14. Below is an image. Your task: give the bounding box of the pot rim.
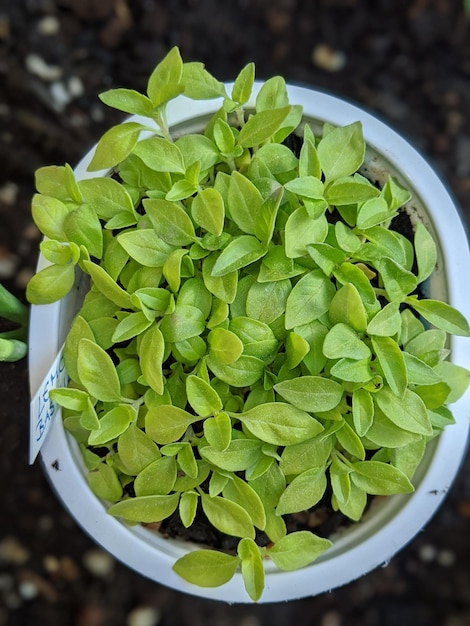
[29,82,470,603]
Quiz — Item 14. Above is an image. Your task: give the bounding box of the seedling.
[27,48,470,601]
[0,283,28,361]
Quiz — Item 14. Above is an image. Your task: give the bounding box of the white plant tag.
[29,344,68,464]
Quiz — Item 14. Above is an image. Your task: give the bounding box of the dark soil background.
[1,1,470,624]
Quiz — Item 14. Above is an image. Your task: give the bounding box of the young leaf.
[204,412,232,451]
[77,338,122,403]
[207,354,264,387]
[246,279,292,325]
[202,253,238,303]
[238,107,291,148]
[87,463,122,502]
[208,327,244,365]
[285,271,335,329]
[285,208,328,259]
[147,46,183,104]
[352,388,374,437]
[26,263,75,305]
[238,402,324,446]
[322,323,371,360]
[99,88,154,117]
[227,171,263,235]
[317,121,365,181]
[82,260,133,309]
[173,550,240,588]
[145,404,200,444]
[406,298,470,337]
[374,387,433,436]
[237,538,265,602]
[186,374,223,416]
[351,460,414,496]
[144,198,196,246]
[267,531,332,571]
[199,438,261,472]
[229,316,278,361]
[108,493,180,523]
[201,493,256,539]
[118,423,161,475]
[276,466,327,515]
[414,222,437,283]
[88,122,145,172]
[191,188,225,236]
[211,236,266,277]
[366,302,401,337]
[133,137,186,174]
[31,194,69,241]
[274,376,343,413]
[88,404,136,446]
[223,475,266,530]
[138,326,165,395]
[232,62,255,104]
[134,456,177,496]
[372,335,407,397]
[181,62,227,99]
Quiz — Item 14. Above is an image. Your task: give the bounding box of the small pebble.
[68,75,84,98]
[37,15,60,36]
[25,53,62,81]
[437,549,456,567]
[43,555,60,574]
[18,581,39,601]
[82,549,115,578]
[127,606,162,626]
[50,81,72,111]
[0,537,30,565]
[311,44,346,72]
[321,610,342,626]
[0,182,18,205]
[418,543,437,562]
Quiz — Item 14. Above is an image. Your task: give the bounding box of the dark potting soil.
[2,2,470,625]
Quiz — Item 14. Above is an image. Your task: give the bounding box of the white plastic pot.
[29,83,470,603]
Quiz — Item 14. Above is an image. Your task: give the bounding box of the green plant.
[0,283,28,361]
[26,48,470,601]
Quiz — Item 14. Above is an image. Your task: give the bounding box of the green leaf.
[147,46,183,104]
[328,282,368,333]
[117,229,173,268]
[238,402,324,446]
[133,137,186,174]
[199,438,261,472]
[434,360,470,403]
[211,236,266,277]
[118,423,161,475]
[31,194,69,240]
[112,311,153,343]
[208,327,244,365]
[207,354,264,387]
[223,475,266,530]
[237,538,265,602]
[366,302,401,337]
[186,374,223,416]
[77,338,121,402]
[179,491,199,528]
[325,176,380,206]
[406,298,470,337]
[26,263,75,305]
[88,122,145,171]
[379,257,418,302]
[371,335,408,398]
[227,171,263,235]
[285,208,328,259]
[181,62,227,99]
[173,550,239,588]
[238,107,291,148]
[246,279,292,325]
[285,271,335,329]
[317,121,365,181]
[88,404,135,446]
[323,323,371,360]
[230,317,277,361]
[280,435,333,476]
[232,62,255,104]
[202,253,238,303]
[201,493,255,539]
[267,531,332,571]
[82,260,133,309]
[191,188,225,236]
[203,412,232,451]
[307,243,347,277]
[284,176,324,200]
[374,387,433,436]
[276,466,327,515]
[144,198,196,246]
[356,197,392,229]
[134,456,177,496]
[138,326,165,394]
[160,304,205,342]
[414,222,437,283]
[99,88,154,117]
[285,331,310,370]
[145,404,200,444]
[336,420,365,460]
[352,388,374,437]
[87,463,122,502]
[63,202,104,258]
[274,376,344,413]
[351,460,414,496]
[108,493,180,522]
